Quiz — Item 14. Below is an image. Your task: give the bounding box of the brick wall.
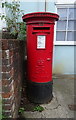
[0,39,25,118]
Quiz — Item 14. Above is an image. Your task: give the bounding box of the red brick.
[2,104,12,110]
[2,91,14,98]
[2,95,14,104]
[2,50,9,59]
[2,72,11,80]
[2,111,12,117]
[2,65,11,72]
[2,80,14,93]
[2,40,8,50]
[2,58,11,65]
[2,78,12,84]
[9,50,14,57]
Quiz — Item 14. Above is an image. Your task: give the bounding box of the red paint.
[22,12,59,83]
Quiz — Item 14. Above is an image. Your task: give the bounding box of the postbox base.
[26,81,53,104]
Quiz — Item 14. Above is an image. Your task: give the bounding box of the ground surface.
[19,75,75,119]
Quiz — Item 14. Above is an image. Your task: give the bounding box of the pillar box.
[22,12,59,103]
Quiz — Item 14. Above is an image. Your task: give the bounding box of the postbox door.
[27,25,54,83]
[35,33,53,83]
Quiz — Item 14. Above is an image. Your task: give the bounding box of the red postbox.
[22,12,59,103]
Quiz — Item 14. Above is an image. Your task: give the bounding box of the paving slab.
[23,111,43,118]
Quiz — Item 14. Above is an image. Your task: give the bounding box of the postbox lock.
[47,58,51,61]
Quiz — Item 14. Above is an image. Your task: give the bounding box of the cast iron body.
[22,12,59,103]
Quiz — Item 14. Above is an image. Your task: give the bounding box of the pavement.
[21,75,75,119]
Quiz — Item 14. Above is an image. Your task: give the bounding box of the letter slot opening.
[33,27,50,30]
[32,26,50,33]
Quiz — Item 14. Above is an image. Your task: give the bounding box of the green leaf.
[2,3,5,8]
[1,15,5,20]
[19,107,25,114]
[33,106,44,112]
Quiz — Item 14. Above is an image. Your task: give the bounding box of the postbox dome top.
[22,12,59,22]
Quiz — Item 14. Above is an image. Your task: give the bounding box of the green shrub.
[1,1,26,40]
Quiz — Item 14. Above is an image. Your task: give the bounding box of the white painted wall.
[53,46,74,74]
